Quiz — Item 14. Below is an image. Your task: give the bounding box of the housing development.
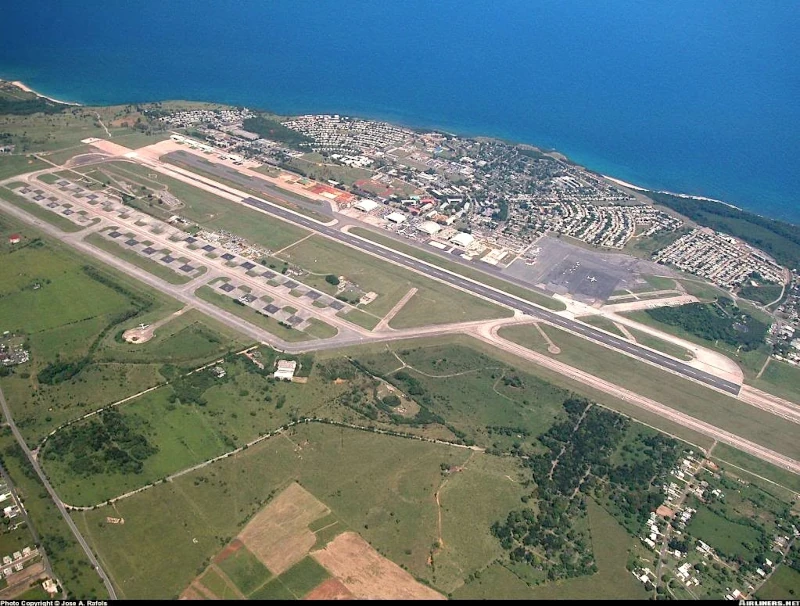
[0,85,799,601]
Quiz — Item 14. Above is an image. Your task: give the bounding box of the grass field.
[642,274,677,291]
[625,326,693,360]
[453,499,647,599]
[752,359,800,405]
[85,232,196,285]
[757,565,800,599]
[497,323,799,460]
[96,309,251,369]
[195,285,312,342]
[276,556,330,597]
[73,423,470,598]
[711,443,800,497]
[277,235,511,326]
[217,546,272,595]
[350,227,565,311]
[687,505,765,560]
[199,567,239,599]
[0,155,50,179]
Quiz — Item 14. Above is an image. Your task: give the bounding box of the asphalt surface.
[237,195,742,395]
[0,386,117,599]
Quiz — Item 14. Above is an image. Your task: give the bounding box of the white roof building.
[274,360,297,381]
[450,232,475,248]
[416,221,442,236]
[386,212,407,224]
[354,199,379,212]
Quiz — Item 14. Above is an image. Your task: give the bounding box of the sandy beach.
[602,175,648,191]
[9,80,81,106]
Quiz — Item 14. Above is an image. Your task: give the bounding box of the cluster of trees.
[43,409,157,476]
[646,191,800,270]
[241,115,313,150]
[0,96,65,116]
[169,369,226,406]
[645,299,768,350]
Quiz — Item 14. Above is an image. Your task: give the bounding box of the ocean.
[2,0,798,223]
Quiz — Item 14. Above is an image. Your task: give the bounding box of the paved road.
[0,386,117,599]
[236,196,742,395]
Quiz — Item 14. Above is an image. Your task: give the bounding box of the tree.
[325,274,340,286]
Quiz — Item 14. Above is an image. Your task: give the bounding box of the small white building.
[385,212,407,224]
[354,199,379,212]
[416,221,441,236]
[450,232,475,248]
[274,360,297,381]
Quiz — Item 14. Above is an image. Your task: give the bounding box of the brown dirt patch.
[239,482,329,575]
[213,538,244,564]
[304,578,355,600]
[656,505,676,518]
[311,532,445,600]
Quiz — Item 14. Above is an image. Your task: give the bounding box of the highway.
[0,386,117,599]
[238,195,743,395]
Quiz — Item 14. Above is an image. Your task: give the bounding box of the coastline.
[8,79,82,106]
[0,78,780,224]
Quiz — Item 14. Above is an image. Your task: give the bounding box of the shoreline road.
[0,387,118,599]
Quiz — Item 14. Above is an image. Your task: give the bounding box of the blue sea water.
[2,0,798,223]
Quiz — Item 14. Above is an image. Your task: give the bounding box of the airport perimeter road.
[0,387,118,599]
[239,197,743,395]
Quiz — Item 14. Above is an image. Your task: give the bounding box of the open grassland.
[318,334,716,452]
[0,187,85,232]
[642,274,677,291]
[622,309,770,380]
[688,506,765,560]
[711,443,800,497]
[350,227,565,311]
[434,455,528,593]
[84,232,195,285]
[498,323,798,460]
[216,545,272,595]
[453,499,647,599]
[73,423,470,598]
[0,431,108,599]
[42,355,342,506]
[195,285,313,342]
[0,155,50,180]
[277,235,511,325]
[753,360,800,405]
[757,565,800,599]
[96,309,250,368]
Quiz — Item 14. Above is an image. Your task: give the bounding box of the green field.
[752,359,800,404]
[497,323,799,460]
[217,546,272,595]
[277,235,512,326]
[85,231,197,285]
[249,578,296,600]
[642,274,677,291]
[0,155,50,179]
[625,326,693,360]
[73,423,470,598]
[350,227,565,311]
[195,285,312,342]
[275,556,330,598]
[711,443,800,497]
[757,565,800,599]
[687,505,765,560]
[199,567,239,599]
